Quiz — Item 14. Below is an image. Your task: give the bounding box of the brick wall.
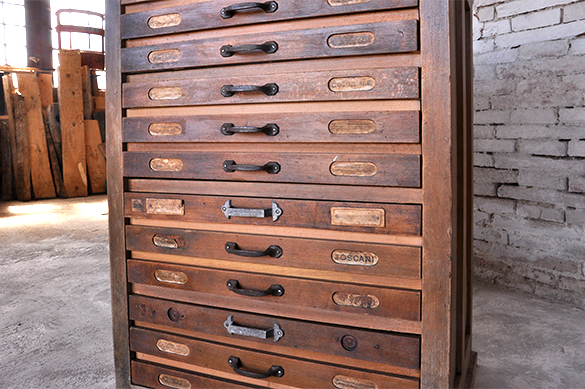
[472,0,585,306]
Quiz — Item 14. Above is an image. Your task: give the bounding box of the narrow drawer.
[129,295,421,375]
[131,360,256,389]
[130,327,419,389]
[126,225,421,279]
[122,20,417,73]
[125,193,422,236]
[121,0,418,39]
[122,67,419,108]
[128,259,421,322]
[124,151,420,188]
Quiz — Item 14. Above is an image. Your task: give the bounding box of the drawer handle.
[226,279,284,297]
[221,199,283,221]
[227,356,284,379]
[221,83,278,97]
[221,123,279,136]
[220,1,278,19]
[221,41,278,57]
[225,242,283,258]
[224,315,284,341]
[223,160,280,174]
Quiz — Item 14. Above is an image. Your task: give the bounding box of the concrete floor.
[1,196,584,388]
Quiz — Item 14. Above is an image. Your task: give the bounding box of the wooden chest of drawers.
[107,0,476,387]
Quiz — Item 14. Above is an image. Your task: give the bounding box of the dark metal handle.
[226,279,284,297]
[221,123,279,136]
[221,83,278,97]
[223,160,280,174]
[221,200,283,222]
[220,1,278,19]
[225,242,283,258]
[221,41,278,57]
[228,356,284,379]
[224,315,284,342]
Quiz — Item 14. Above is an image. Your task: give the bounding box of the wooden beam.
[37,73,54,111]
[43,111,66,198]
[84,119,106,194]
[81,65,93,120]
[13,93,32,201]
[0,119,14,200]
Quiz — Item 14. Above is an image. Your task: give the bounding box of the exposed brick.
[559,108,585,125]
[474,64,497,80]
[516,203,541,218]
[474,181,498,196]
[474,152,495,167]
[561,73,585,90]
[498,185,585,208]
[490,87,582,110]
[474,38,496,54]
[475,196,517,214]
[568,141,585,157]
[474,124,495,139]
[474,95,491,111]
[483,19,511,37]
[496,0,575,18]
[511,8,561,32]
[475,109,512,125]
[474,139,516,152]
[516,204,565,223]
[564,1,585,23]
[541,207,565,222]
[518,39,569,59]
[494,154,584,174]
[518,170,567,191]
[475,225,509,244]
[496,20,585,48]
[570,37,585,55]
[475,0,506,7]
[534,257,581,276]
[568,176,585,193]
[475,48,519,64]
[510,108,557,124]
[566,208,585,225]
[496,55,585,78]
[474,210,490,225]
[477,6,496,21]
[496,125,585,140]
[517,139,567,156]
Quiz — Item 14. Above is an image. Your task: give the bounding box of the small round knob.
[167,307,181,322]
[341,335,358,351]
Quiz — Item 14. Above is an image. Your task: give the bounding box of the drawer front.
[125,193,422,236]
[121,0,418,39]
[130,327,419,389]
[131,361,255,389]
[122,67,419,108]
[123,111,420,144]
[122,20,417,73]
[126,225,421,279]
[124,151,420,188]
[128,260,421,322]
[129,295,421,373]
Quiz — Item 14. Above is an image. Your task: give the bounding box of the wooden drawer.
[130,327,419,389]
[126,225,421,280]
[123,110,420,144]
[126,193,422,236]
[123,151,420,188]
[121,0,418,39]
[128,259,421,322]
[122,19,417,73]
[131,360,257,388]
[122,67,419,108]
[130,295,420,375]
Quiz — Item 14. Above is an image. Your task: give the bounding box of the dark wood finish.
[128,259,421,322]
[130,327,419,389]
[125,193,422,236]
[46,103,62,167]
[129,295,421,373]
[13,94,32,201]
[43,112,66,198]
[0,119,14,200]
[122,67,419,108]
[121,0,418,39]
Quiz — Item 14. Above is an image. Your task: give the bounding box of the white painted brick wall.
[473,0,585,306]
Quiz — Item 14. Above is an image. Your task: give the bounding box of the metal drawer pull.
[226,279,284,297]
[221,83,278,97]
[221,123,279,136]
[221,199,283,221]
[223,160,280,174]
[221,41,278,57]
[225,242,283,258]
[227,356,284,379]
[220,1,278,19]
[224,315,284,341]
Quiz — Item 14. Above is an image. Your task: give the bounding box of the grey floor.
[1,195,584,388]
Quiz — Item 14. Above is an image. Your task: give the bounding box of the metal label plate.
[328,32,375,48]
[148,122,183,136]
[148,49,182,64]
[333,375,379,389]
[331,207,385,227]
[156,339,190,356]
[158,374,192,389]
[154,269,188,285]
[148,87,183,100]
[145,198,185,215]
[328,0,372,5]
[333,292,380,309]
[329,119,376,134]
[330,161,377,177]
[332,250,379,266]
[148,13,182,29]
[149,158,184,172]
[329,77,376,92]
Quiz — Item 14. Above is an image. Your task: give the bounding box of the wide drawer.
[129,295,420,375]
[123,151,420,188]
[123,110,420,144]
[131,327,419,388]
[122,67,419,108]
[128,259,421,322]
[122,19,417,73]
[126,193,422,236]
[126,225,421,279]
[121,0,418,39]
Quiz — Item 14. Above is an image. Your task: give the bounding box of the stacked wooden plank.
[0,50,106,201]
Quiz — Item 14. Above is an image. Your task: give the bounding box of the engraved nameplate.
[329,119,376,134]
[148,49,182,64]
[328,32,375,49]
[333,292,380,309]
[329,77,375,92]
[149,123,183,136]
[332,250,379,266]
[333,375,379,389]
[156,339,190,356]
[331,207,385,227]
[159,374,191,389]
[330,161,377,177]
[148,87,183,100]
[148,13,182,29]
[154,269,188,285]
[328,0,371,6]
[153,234,186,249]
[146,198,185,215]
[149,158,184,172]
